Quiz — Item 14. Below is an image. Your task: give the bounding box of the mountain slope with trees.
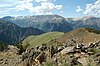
[0,19,44,44]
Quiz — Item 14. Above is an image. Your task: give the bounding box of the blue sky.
[0,0,100,18]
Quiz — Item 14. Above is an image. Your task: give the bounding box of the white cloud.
[76,6,83,12]
[16,0,33,11]
[0,0,20,13]
[60,11,63,13]
[83,0,100,16]
[31,2,62,14]
[0,0,20,5]
[0,4,13,7]
[75,0,100,17]
[34,0,56,2]
[35,0,49,2]
[0,0,62,16]
[15,0,62,15]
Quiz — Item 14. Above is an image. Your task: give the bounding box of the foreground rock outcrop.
[0,40,100,66]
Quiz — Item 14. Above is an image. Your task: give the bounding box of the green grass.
[22,32,64,49]
[43,61,53,66]
[22,35,37,48]
[23,35,37,42]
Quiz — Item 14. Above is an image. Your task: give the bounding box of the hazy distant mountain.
[66,16,100,30]
[0,19,44,44]
[2,15,73,32]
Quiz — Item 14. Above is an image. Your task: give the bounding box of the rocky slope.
[0,45,22,66]
[54,28,100,45]
[0,19,44,44]
[2,15,73,32]
[19,28,100,66]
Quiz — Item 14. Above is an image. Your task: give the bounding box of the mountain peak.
[82,15,96,19]
[2,16,13,19]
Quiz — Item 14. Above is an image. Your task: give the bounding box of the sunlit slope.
[22,32,64,48]
[22,35,37,48]
[56,28,100,45]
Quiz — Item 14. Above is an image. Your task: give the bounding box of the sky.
[0,0,100,18]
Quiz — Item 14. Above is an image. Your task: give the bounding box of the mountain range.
[0,15,100,44]
[66,16,100,30]
[2,15,100,31]
[2,15,73,32]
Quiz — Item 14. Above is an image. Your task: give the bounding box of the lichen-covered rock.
[78,57,89,66]
[61,46,75,54]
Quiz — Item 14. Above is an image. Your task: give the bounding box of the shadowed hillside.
[0,19,44,44]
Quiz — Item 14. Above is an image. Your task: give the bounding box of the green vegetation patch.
[25,32,64,49]
[22,35,37,48]
[85,28,100,34]
[0,41,7,51]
